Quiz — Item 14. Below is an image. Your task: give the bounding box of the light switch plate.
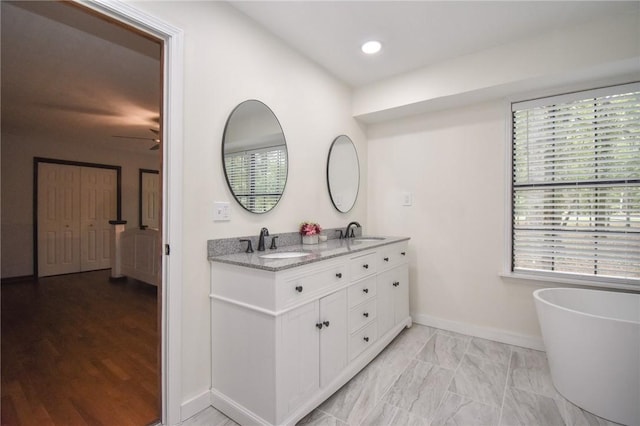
[214,201,231,221]
[402,192,413,206]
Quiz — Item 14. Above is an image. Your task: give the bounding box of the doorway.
[0,1,175,424]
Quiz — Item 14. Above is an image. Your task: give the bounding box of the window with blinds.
[511,83,640,286]
[224,145,287,213]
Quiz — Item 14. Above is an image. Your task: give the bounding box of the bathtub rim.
[533,287,640,325]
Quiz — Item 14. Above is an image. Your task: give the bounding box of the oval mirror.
[222,100,288,213]
[327,135,360,213]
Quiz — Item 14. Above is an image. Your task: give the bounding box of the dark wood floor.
[1,270,159,426]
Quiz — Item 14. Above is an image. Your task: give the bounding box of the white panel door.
[80,167,117,272]
[141,171,159,229]
[37,163,81,277]
[319,288,347,387]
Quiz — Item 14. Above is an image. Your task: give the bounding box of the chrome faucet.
[344,221,361,238]
[258,227,270,251]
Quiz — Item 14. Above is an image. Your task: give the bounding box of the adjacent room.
[2,1,163,424]
[1,1,638,426]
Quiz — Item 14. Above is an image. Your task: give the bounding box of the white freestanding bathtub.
[534,288,640,426]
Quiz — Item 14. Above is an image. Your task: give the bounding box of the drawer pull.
[336,273,343,279]
[363,312,369,318]
[393,282,400,287]
[362,288,369,294]
[401,252,406,256]
[316,322,323,329]
[384,257,389,262]
[363,264,369,269]
[323,321,330,328]
[295,285,304,292]
[363,336,370,342]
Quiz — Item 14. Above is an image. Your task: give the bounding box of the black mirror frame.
[221,99,289,214]
[326,134,360,213]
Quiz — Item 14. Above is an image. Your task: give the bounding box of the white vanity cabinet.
[209,239,410,426]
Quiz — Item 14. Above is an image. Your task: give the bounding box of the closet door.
[37,163,81,277]
[80,167,117,271]
[38,163,117,276]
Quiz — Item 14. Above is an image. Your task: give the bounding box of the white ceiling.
[2,1,637,154]
[1,1,162,154]
[229,1,639,87]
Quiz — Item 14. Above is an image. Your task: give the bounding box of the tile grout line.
[497,347,513,426]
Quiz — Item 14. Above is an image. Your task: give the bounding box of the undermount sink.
[259,252,309,259]
[354,237,386,242]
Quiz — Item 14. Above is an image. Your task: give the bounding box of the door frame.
[74,1,184,424]
[33,157,123,277]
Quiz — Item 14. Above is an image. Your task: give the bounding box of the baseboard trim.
[180,390,212,423]
[1,275,35,284]
[412,313,545,351]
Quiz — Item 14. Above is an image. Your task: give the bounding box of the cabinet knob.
[384,257,389,262]
[295,285,303,293]
[323,321,330,328]
[362,288,369,294]
[336,273,342,279]
[393,281,400,287]
[401,252,406,256]
[316,323,323,329]
[363,336,369,342]
[363,312,369,318]
[363,264,369,269]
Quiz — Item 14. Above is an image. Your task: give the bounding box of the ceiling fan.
[112,128,160,150]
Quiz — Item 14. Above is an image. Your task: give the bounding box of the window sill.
[500,271,640,292]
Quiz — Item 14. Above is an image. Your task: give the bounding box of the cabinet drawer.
[349,252,377,282]
[349,298,377,333]
[379,242,408,271]
[282,264,346,308]
[349,321,378,361]
[347,276,376,308]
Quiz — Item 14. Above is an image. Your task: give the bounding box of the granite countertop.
[208,236,409,272]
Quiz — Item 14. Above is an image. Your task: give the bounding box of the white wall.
[367,100,547,347]
[127,1,367,412]
[0,132,159,278]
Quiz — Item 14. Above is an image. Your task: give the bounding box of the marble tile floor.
[183,324,622,426]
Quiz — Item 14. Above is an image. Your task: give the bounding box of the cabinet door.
[394,266,410,325]
[281,301,320,413]
[377,266,410,337]
[319,289,347,387]
[376,270,395,337]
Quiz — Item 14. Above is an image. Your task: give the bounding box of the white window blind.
[511,83,640,285]
[224,145,287,213]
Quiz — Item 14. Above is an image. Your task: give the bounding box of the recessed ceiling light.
[361,40,382,55]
